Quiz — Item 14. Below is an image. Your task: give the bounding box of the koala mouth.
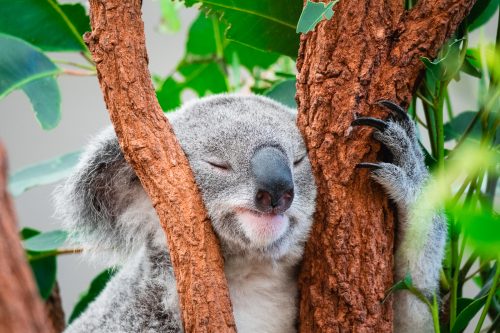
[235,208,289,247]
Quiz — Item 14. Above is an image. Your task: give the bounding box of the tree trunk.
[0,142,52,333]
[84,1,235,332]
[296,0,475,331]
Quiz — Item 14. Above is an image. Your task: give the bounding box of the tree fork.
[296,0,475,331]
[0,142,52,333]
[84,1,236,332]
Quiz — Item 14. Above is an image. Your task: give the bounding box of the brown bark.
[45,282,65,333]
[296,0,475,332]
[0,142,51,333]
[84,1,235,332]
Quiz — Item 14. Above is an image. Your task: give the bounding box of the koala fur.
[55,94,446,333]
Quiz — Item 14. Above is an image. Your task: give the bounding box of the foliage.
[180,0,303,58]
[296,0,338,34]
[0,0,498,331]
[68,268,117,324]
[9,151,81,196]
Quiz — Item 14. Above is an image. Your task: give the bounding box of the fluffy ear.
[53,127,165,265]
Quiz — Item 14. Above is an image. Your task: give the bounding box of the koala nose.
[251,146,294,213]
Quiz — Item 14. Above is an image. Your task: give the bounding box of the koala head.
[168,94,317,261]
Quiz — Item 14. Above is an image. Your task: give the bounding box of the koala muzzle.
[251,146,294,214]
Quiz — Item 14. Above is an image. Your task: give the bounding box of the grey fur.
[55,94,445,333]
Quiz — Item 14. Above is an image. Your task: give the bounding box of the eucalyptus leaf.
[20,228,57,300]
[264,79,297,108]
[453,207,500,255]
[443,111,500,145]
[421,39,463,82]
[0,0,88,51]
[0,34,62,129]
[60,3,91,37]
[23,230,68,252]
[23,77,62,130]
[461,55,482,78]
[30,255,57,300]
[296,0,338,33]
[451,295,488,333]
[182,0,302,57]
[9,150,81,196]
[467,0,499,31]
[157,13,280,110]
[69,268,117,323]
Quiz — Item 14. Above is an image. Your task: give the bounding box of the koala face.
[168,95,317,260]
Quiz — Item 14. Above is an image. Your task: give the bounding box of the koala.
[54,94,446,333]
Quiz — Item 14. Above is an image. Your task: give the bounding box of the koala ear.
[54,127,164,266]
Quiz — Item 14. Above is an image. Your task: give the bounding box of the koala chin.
[55,94,446,333]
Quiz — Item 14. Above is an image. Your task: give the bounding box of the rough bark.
[296,0,475,331]
[84,1,235,332]
[0,142,52,333]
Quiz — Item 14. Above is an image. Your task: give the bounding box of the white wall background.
[0,0,497,326]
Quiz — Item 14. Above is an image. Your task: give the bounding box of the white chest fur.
[224,258,298,333]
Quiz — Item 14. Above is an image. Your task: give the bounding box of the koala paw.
[352,100,428,208]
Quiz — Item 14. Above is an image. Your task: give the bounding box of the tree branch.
[0,141,52,333]
[296,0,475,331]
[84,1,235,332]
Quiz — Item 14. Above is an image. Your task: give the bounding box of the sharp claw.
[351,117,388,131]
[356,162,381,170]
[376,100,409,121]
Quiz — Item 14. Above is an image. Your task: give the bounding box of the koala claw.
[351,117,388,131]
[356,162,382,170]
[376,99,410,121]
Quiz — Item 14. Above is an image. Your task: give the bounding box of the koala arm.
[65,247,182,333]
[54,127,165,264]
[353,101,447,333]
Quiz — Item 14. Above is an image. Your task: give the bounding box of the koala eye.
[293,153,306,167]
[204,160,231,171]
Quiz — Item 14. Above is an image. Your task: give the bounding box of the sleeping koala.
[55,94,446,333]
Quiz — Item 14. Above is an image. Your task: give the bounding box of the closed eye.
[204,160,231,171]
[293,154,306,166]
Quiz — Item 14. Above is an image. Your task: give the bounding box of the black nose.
[251,146,294,213]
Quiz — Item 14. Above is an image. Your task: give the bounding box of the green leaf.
[421,39,463,82]
[467,0,499,31]
[186,13,221,55]
[296,0,338,33]
[182,0,303,57]
[156,77,183,111]
[159,62,228,111]
[23,77,62,130]
[225,42,280,71]
[30,255,57,300]
[20,228,57,300]
[460,54,482,78]
[383,273,413,303]
[186,13,280,69]
[23,230,68,252]
[451,295,488,333]
[60,3,91,37]
[69,268,117,323]
[9,150,81,196]
[0,0,88,51]
[449,205,500,256]
[264,79,297,108]
[0,34,62,130]
[158,0,182,34]
[443,111,500,145]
